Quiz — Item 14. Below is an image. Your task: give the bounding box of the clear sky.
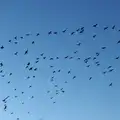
[0,0,120,120]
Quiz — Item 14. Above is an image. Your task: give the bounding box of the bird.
[70,32,75,35]
[62,28,67,33]
[115,56,119,59]
[109,83,112,86]
[104,26,108,30]
[93,34,96,38]
[36,33,40,36]
[1,46,4,49]
[89,77,92,80]
[9,40,12,43]
[14,52,18,55]
[29,67,33,71]
[112,25,115,29]
[72,76,76,79]
[93,24,98,27]
[24,49,28,55]
[101,47,106,49]
[4,104,7,111]
[48,31,52,35]
[32,41,35,44]
[117,40,120,44]
[54,32,58,34]
[107,66,112,69]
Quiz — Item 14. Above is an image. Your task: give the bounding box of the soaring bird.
[48,31,52,35]
[1,46,4,49]
[24,49,28,55]
[89,77,92,80]
[36,33,40,36]
[14,52,18,55]
[93,24,98,27]
[4,104,7,111]
[101,47,106,49]
[109,83,112,86]
[62,28,67,33]
[115,56,119,59]
[104,26,108,30]
[112,25,115,29]
[117,40,120,44]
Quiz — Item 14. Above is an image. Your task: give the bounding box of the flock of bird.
[1,24,120,120]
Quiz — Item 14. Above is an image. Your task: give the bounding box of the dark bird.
[101,47,106,49]
[62,28,67,33]
[104,26,108,30]
[36,33,40,36]
[34,68,37,71]
[74,51,78,54]
[64,56,69,59]
[9,73,12,76]
[72,76,76,79]
[48,31,52,35]
[109,83,112,87]
[93,34,96,38]
[26,33,31,36]
[50,58,54,60]
[108,69,114,72]
[68,70,71,74]
[107,66,112,69]
[50,65,54,68]
[0,62,3,67]
[20,36,24,39]
[40,53,44,56]
[29,67,33,71]
[93,24,98,27]
[14,52,18,55]
[89,77,92,80]
[58,69,61,72]
[112,25,115,29]
[1,46,4,49]
[76,42,81,46]
[27,62,30,66]
[76,28,80,32]
[70,32,75,35]
[7,81,10,84]
[56,57,59,59]
[69,56,73,59]
[115,56,119,59]
[96,52,100,56]
[14,41,18,44]
[54,32,58,34]
[4,104,7,111]
[117,40,120,44]
[81,27,84,30]
[79,29,84,33]
[102,71,107,75]
[14,36,17,40]
[86,65,90,67]
[32,41,35,44]
[35,60,39,63]
[77,57,81,60]
[93,57,96,60]
[29,85,32,88]
[2,96,10,103]
[9,40,12,42]
[43,57,46,59]
[24,49,28,55]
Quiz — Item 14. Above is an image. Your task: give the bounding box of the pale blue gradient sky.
[0,0,120,120]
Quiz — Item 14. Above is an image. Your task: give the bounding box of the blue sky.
[0,0,120,120]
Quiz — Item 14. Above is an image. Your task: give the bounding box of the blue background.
[0,0,120,120]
